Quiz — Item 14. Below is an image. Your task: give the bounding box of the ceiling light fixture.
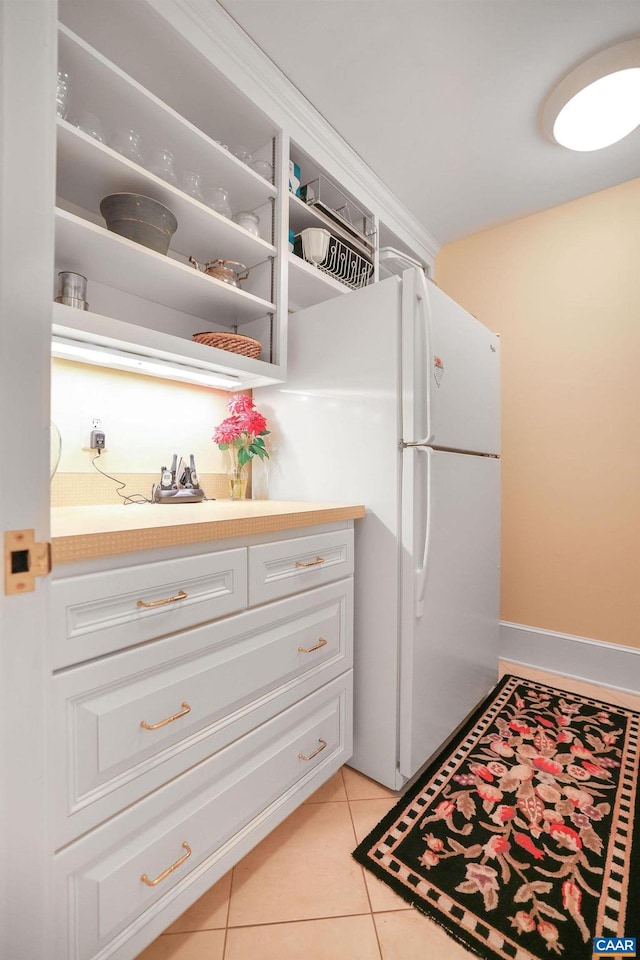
[51,337,241,390]
[541,37,640,151]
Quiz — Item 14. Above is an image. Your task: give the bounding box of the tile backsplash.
[51,359,238,505]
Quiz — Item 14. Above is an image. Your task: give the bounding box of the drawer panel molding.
[249,529,354,605]
[52,580,353,846]
[54,674,352,960]
[51,548,248,667]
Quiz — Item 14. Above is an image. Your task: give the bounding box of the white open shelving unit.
[56,122,277,266]
[55,209,275,324]
[57,24,278,212]
[287,143,378,310]
[288,253,351,311]
[52,303,274,388]
[53,4,427,388]
[54,20,282,387]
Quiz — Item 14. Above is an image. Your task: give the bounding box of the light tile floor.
[136,663,640,960]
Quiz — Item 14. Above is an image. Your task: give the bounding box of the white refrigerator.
[258,268,500,790]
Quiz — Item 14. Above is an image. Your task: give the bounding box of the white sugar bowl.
[233,210,260,236]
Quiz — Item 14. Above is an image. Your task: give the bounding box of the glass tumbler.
[75,110,105,142]
[112,128,144,165]
[250,158,273,181]
[231,145,252,164]
[181,171,204,202]
[206,186,232,218]
[148,147,178,186]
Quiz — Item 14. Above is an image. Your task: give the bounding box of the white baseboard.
[500,621,640,695]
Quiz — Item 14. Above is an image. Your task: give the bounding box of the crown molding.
[149,0,439,262]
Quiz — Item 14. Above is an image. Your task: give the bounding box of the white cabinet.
[51,523,355,959]
[54,675,351,960]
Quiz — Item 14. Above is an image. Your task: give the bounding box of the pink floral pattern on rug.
[420,686,621,952]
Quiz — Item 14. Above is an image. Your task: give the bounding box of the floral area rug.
[353,674,639,959]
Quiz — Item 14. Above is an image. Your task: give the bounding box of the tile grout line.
[224,766,356,951]
[345,793,385,960]
[221,866,235,958]
[225,910,379,930]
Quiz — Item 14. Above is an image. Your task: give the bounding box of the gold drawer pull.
[137,589,188,609]
[140,841,191,886]
[298,738,327,761]
[298,637,328,654]
[294,556,326,569]
[140,702,191,731]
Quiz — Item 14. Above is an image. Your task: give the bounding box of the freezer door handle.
[415,446,433,618]
[414,270,434,447]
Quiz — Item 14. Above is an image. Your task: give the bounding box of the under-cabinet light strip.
[51,337,241,390]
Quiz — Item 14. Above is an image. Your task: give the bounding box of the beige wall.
[436,178,640,649]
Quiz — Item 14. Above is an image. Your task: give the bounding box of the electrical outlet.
[83,419,106,452]
[90,430,106,450]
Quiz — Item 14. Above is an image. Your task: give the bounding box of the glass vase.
[227,447,248,500]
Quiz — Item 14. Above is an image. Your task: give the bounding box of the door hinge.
[4,530,51,596]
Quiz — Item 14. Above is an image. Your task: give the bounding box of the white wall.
[51,358,231,477]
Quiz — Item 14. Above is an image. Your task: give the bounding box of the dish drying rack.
[300,174,377,258]
[295,229,373,291]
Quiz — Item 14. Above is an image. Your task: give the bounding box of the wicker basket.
[192,331,262,359]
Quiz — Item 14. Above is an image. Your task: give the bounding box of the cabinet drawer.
[52,579,353,846]
[54,673,352,960]
[249,528,354,605]
[51,548,247,667]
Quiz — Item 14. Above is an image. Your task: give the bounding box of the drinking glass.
[250,158,273,181]
[231,145,252,164]
[74,110,105,143]
[148,147,178,186]
[206,186,232,218]
[181,170,204,202]
[112,128,144,165]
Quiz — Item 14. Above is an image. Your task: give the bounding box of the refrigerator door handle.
[414,445,433,618]
[414,269,434,447]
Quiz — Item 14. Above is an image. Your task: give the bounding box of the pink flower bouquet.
[212,394,270,477]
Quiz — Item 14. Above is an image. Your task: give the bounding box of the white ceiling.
[219,0,640,246]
